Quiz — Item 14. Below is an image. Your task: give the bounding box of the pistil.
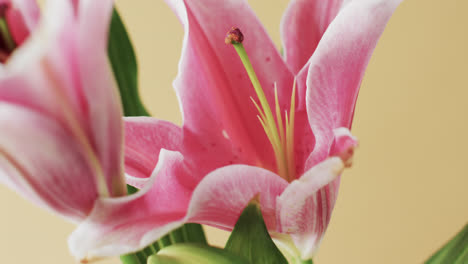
[226,27,296,181]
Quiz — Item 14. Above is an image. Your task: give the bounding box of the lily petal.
[185,165,288,231]
[306,0,402,165]
[165,0,294,176]
[69,151,289,260]
[124,117,182,187]
[280,0,345,76]
[0,0,125,219]
[68,150,194,260]
[3,0,40,45]
[277,128,357,259]
[281,0,347,110]
[276,157,346,259]
[0,103,99,222]
[324,127,358,212]
[76,0,126,196]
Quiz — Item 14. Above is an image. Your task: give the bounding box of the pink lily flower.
[69,0,402,261]
[0,0,126,223]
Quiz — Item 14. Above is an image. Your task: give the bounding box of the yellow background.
[1,0,467,263]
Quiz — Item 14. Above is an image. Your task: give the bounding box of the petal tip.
[332,127,358,167]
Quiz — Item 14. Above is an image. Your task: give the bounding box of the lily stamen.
[226,27,296,182]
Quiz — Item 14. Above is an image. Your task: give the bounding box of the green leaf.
[225,199,288,264]
[182,223,208,244]
[108,7,149,117]
[120,252,146,264]
[147,244,249,264]
[425,223,468,264]
[126,184,139,195]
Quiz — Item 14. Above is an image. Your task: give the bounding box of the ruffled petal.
[325,129,358,206]
[69,152,289,260]
[276,157,346,259]
[185,165,288,231]
[165,0,294,179]
[124,117,182,186]
[68,150,193,261]
[277,128,357,259]
[0,103,99,222]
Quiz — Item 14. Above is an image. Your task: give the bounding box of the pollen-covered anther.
[225,27,244,44]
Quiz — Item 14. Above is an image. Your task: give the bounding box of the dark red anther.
[225,27,244,44]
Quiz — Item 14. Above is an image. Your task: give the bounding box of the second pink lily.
[70,0,402,261]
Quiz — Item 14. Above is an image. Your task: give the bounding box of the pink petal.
[294,2,400,254]
[68,150,193,260]
[0,0,76,115]
[4,0,40,45]
[280,0,346,76]
[277,128,357,259]
[281,0,347,111]
[185,165,288,231]
[293,110,316,177]
[316,128,358,221]
[69,152,289,260]
[329,127,358,167]
[165,0,294,178]
[124,117,182,188]
[0,103,99,222]
[306,0,402,166]
[1,0,93,137]
[276,157,346,259]
[8,0,126,197]
[76,0,126,196]
[9,0,39,29]
[0,0,126,221]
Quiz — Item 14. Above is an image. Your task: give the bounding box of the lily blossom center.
[0,3,16,63]
[226,27,296,182]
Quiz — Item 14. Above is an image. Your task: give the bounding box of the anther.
[225,27,244,44]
